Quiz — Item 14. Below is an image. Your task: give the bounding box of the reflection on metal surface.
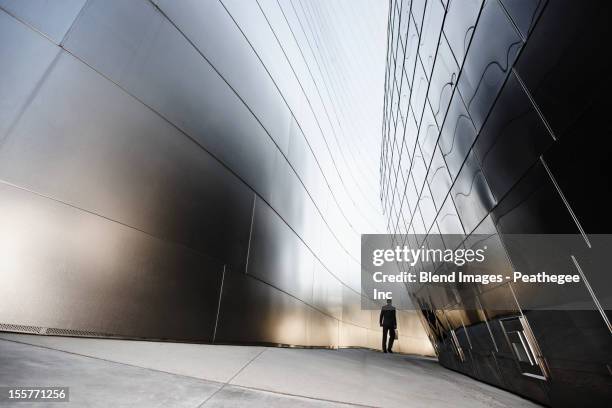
[382,0,612,404]
[570,255,612,334]
[0,1,432,355]
[500,316,548,380]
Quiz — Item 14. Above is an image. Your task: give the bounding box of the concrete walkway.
[0,333,539,407]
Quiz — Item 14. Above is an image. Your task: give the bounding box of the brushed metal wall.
[0,0,433,354]
[382,0,612,405]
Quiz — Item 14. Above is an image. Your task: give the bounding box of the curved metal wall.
[382,0,612,405]
[0,0,432,354]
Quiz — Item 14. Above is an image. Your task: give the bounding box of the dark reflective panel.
[215,270,308,346]
[542,85,612,234]
[451,151,495,234]
[473,72,554,201]
[514,0,612,138]
[499,0,546,39]
[458,0,522,131]
[383,0,612,403]
[0,0,86,43]
[491,162,579,234]
[525,310,611,406]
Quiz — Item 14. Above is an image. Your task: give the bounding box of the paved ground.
[0,333,540,407]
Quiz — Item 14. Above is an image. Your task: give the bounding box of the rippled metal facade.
[382,0,611,405]
[0,0,434,354]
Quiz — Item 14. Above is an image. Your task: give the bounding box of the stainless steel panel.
[341,285,370,329]
[427,146,452,209]
[384,0,612,401]
[499,0,546,39]
[312,261,343,320]
[339,321,368,348]
[63,0,279,201]
[411,204,428,234]
[514,0,611,138]
[0,182,223,340]
[0,0,429,355]
[438,90,477,179]
[247,198,314,304]
[0,51,253,271]
[306,307,339,348]
[269,149,308,238]
[286,119,317,193]
[418,104,439,166]
[443,0,483,66]
[403,113,419,162]
[491,162,579,234]
[451,150,496,234]
[215,270,308,346]
[410,146,428,195]
[222,0,305,142]
[402,178,417,223]
[473,72,554,201]
[0,0,86,43]
[458,0,522,132]
[418,187,437,232]
[403,18,420,86]
[410,0,427,32]
[419,0,446,76]
[0,10,59,139]
[428,36,459,125]
[410,61,429,124]
[542,95,611,234]
[153,0,292,155]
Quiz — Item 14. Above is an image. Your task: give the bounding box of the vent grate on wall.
[0,323,44,334]
[0,322,115,338]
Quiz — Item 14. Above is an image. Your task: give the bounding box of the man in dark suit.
[379,298,397,353]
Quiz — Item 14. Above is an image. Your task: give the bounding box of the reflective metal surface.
[382,0,612,405]
[0,0,86,43]
[0,182,224,340]
[0,0,432,355]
